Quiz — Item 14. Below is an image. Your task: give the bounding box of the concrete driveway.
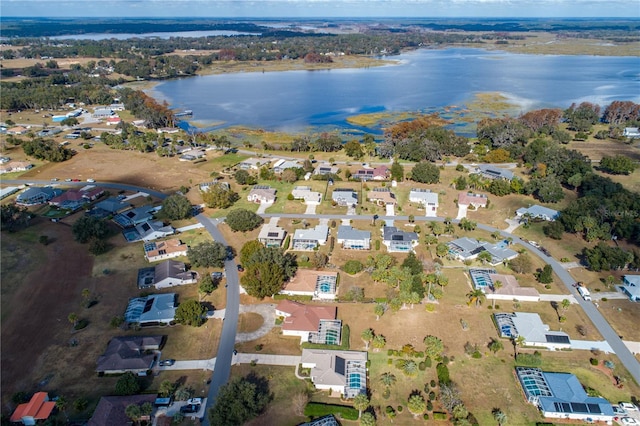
[236,303,276,343]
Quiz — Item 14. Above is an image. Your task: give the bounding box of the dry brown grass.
[234,328,302,355]
[238,312,265,333]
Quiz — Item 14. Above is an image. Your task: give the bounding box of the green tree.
[372,334,386,352]
[360,411,376,426]
[353,394,370,419]
[187,241,227,268]
[361,328,374,350]
[115,372,140,395]
[492,408,508,426]
[241,262,285,298]
[600,155,637,175]
[411,161,440,183]
[488,179,512,196]
[423,335,444,360]
[436,243,449,258]
[159,380,176,397]
[68,312,78,328]
[198,274,217,301]
[488,338,504,354]
[536,264,554,284]
[72,216,109,244]
[407,394,426,419]
[344,140,364,159]
[374,303,385,321]
[390,161,404,181]
[161,194,192,220]
[458,218,477,231]
[466,289,486,307]
[202,184,239,209]
[174,299,207,327]
[509,254,533,274]
[380,372,397,387]
[477,250,493,265]
[125,404,142,425]
[240,240,265,265]
[208,374,272,426]
[225,208,264,232]
[234,169,256,185]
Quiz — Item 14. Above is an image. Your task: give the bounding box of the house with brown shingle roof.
[367,188,396,206]
[10,392,56,425]
[275,300,340,344]
[88,394,156,426]
[144,239,188,262]
[281,270,338,300]
[96,335,163,374]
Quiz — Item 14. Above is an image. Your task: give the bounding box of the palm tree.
[125,404,142,425]
[374,303,385,321]
[68,312,78,328]
[468,173,482,190]
[407,394,426,419]
[491,280,503,308]
[372,335,386,352]
[360,411,376,426]
[492,408,508,426]
[444,217,455,235]
[353,393,370,419]
[560,298,571,315]
[361,328,374,350]
[401,360,419,377]
[55,396,68,421]
[478,250,493,265]
[379,372,397,388]
[488,338,504,354]
[513,335,526,357]
[466,289,486,308]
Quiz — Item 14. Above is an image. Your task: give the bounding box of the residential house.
[247,185,277,204]
[447,237,518,265]
[291,186,322,204]
[113,205,158,227]
[200,181,230,192]
[457,192,488,208]
[88,395,156,426]
[0,161,33,174]
[300,415,340,426]
[331,188,358,206]
[292,224,329,250]
[494,312,570,350]
[124,220,175,242]
[0,186,20,199]
[409,188,439,216]
[49,187,105,210]
[476,164,514,180]
[621,275,640,302]
[10,392,56,425]
[96,336,163,374]
[239,157,267,170]
[90,197,132,218]
[156,126,179,134]
[137,260,197,289]
[314,164,340,176]
[516,205,560,222]
[92,107,115,118]
[179,148,205,161]
[273,159,303,173]
[337,225,371,250]
[275,300,341,344]
[623,127,640,138]
[106,116,121,126]
[281,270,339,300]
[124,293,177,325]
[301,349,367,398]
[469,269,540,302]
[7,126,28,135]
[258,221,287,248]
[382,226,418,253]
[144,239,188,262]
[516,367,614,423]
[367,188,396,206]
[353,165,389,181]
[16,187,62,206]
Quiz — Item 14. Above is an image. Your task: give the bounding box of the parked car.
[180,404,200,414]
[87,178,95,183]
[613,405,627,415]
[620,417,639,426]
[159,359,175,367]
[50,178,59,182]
[186,398,202,405]
[620,403,638,411]
[237,264,244,272]
[211,271,224,280]
[65,178,72,182]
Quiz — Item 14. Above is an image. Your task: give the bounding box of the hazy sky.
[3,0,639,18]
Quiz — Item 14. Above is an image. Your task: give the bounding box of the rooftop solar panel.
[335,356,346,376]
[545,334,570,344]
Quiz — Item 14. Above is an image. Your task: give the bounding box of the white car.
[612,405,627,415]
[620,403,639,411]
[87,178,96,183]
[620,417,639,426]
[186,398,202,405]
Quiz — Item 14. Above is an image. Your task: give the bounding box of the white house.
[301,349,367,398]
[516,205,560,222]
[448,237,518,265]
[337,226,371,250]
[258,221,287,248]
[458,192,488,208]
[409,189,439,216]
[247,185,277,204]
[621,275,640,302]
[239,157,268,170]
[382,226,418,253]
[332,188,358,206]
[292,186,322,204]
[293,225,329,250]
[494,312,570,350]
[476,164,514,180]
[623,127,640,138]
[124,293,177,325]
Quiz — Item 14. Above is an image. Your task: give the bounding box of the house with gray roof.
[123,220,175,242]
[382,226,418,253]
[476,164,514,180]
[137,260,198,289]
[448,237,518,265]
[331,188,358,207]
[96,335,163,374]
[124,293,177,325]
[622,275,640,302]
[258,221,287,248]
[239,157,268,170]
[516,367,614,423]
[314,164,340,176]
[409,188,439,216]
[293,225,329,250]
[92,197,131,215]
[16,187,62,206]
[88,394,156,426]
[516,205,560,221]
[273,159,303,173]
[291,186,322,204]
[494,312,570,350]
[114,205,159,227]
[337,226,371,250]
[623,127,640,138]
[301,349,367,398]
[247,185,277,204]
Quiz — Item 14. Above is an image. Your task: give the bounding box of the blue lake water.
[149,48,640,133]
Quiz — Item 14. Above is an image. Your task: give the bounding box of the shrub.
[590,358,599,366]
[343,260,364,275]
[382,388,391,399]
[423,413,430,420]
[427,401,433,411]
[472,350,482,359]
[429,391,436,401]
[397,405,403,412]
[419,362,427,371]
[436,363,451,385]
[433,411,448,420]
[424,357,432,368]
[430,379,437,388]
[375,239,381,250]
[456,164,465,172]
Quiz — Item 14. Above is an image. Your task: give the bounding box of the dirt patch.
[238,312,265,333]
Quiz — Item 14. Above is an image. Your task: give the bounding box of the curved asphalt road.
[6,180,639,387]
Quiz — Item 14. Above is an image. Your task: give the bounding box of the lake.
[149,48,640,133]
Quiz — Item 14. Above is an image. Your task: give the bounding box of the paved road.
[6,180,639,386]
[196,214,240,426]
